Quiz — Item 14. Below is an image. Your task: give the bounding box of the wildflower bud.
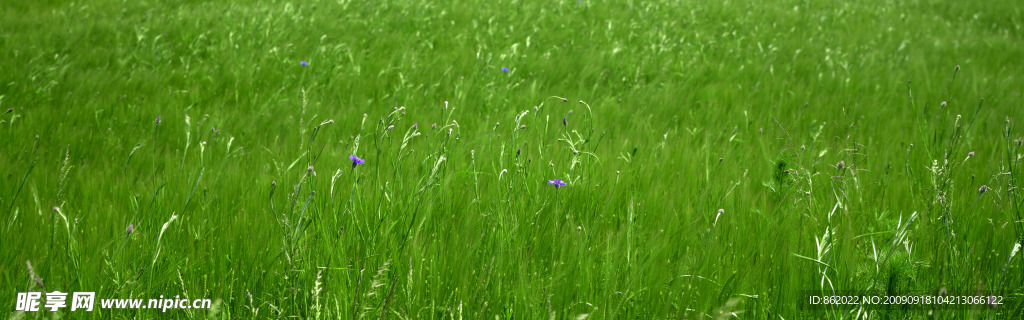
[939,288,948,296]
[215,130,220,135]
[759,128,763,134]
[155,116,162,124]
[211,126,216,132]
[53,206,59,212]
[412,122,417,129]
[968,151,974,157]
[398,106,405,111]
[562,98,568,102]
[5,108,12,113]
[126,224,134,237]
[800,145,805,150]
[719,157,724,163]
[718,208,725,215]
[616,171,620,175]
[1017,138,1022,146]
[837,160,845,170]
[549,161,554,167]
[954,65,960,72]
[520,125,526,130]
[568,110,573,115]
[941,101,947,108]
[307,166,314,172]
[432,123,437,129]
[35,135,39,139]
[805,191,811,197]
[387,125,395,131]
[272,181,277,186]
[979,185,989,194]
[563,118,567,126]
[327,120,334,124]
[577,226,582,231]
[534,106,538,112]
[516,149,521,157]
[573,150,579,155]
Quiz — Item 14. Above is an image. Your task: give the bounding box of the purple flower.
[300,61,309,66]
[307,165,315,172]
[979,185,989,194]
[501,67,509,72]
[155,116,161,124]
[548,179,567,189]
[968,151,974,157]
[350,155,365,168]
[126,224,134,237]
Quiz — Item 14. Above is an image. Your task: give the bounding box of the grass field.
[2,0,1024,318]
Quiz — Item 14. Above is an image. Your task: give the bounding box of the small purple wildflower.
[155,116,162,124]
[300,61,309,66]
[307,165,315,172]
[126,224,134,237]
[563,118,567,126]
[548,179,567,189]
[979,185,989,194]
[837,161,845,170]
[350,155,366,168]
[968,151,974,157]
[501,67,509,72]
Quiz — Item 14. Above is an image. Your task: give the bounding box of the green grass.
[2,0,1023,318]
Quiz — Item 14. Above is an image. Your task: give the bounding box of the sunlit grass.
[2,0,1023,318]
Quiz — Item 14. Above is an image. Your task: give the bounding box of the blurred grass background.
[2,0,1023,318]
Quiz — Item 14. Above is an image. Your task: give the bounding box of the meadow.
[2,0,1023,318]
